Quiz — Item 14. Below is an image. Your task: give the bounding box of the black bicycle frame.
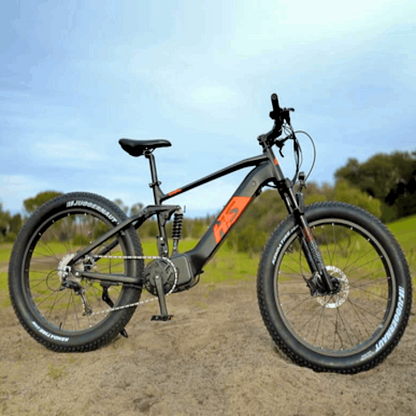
[69,144,332,291]
[165,154,276,274]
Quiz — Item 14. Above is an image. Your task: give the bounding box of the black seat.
[119,138,172,157]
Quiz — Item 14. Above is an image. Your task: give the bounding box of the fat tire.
[8,192,143,352]
[257,201,412,374]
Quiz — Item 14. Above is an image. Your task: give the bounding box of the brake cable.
[273,123,317,185]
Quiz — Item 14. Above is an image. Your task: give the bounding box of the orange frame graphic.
[213,196,251,243]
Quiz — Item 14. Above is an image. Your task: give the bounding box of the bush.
[334,180,382,219]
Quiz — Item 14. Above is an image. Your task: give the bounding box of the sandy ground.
[1,278,415,416]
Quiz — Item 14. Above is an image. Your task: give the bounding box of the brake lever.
[281,107,295,124]
[277,144,285,158]
[275,136,291,158]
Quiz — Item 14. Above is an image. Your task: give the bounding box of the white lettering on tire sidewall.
[66,200,119,224]
[32,321,69,342]
[361,285,405,361]
[272,226,298,265]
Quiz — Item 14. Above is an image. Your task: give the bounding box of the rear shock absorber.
[172,208,183,256]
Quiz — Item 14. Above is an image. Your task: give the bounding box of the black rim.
[21,208,132,335]
[273,218,395,357]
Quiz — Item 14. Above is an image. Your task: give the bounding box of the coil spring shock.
[172,209,183,255]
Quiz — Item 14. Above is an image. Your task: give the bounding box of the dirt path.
[1,279,415,416]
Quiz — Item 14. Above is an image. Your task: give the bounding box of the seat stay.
[67,204,179,267]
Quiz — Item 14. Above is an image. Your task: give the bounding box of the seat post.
[144,151,170,257]
[144,151,164,205]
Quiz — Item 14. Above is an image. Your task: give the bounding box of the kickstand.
[151,275,173,321]
[101,284,128,337]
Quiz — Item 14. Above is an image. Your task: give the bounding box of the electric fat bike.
[8,94,412,374]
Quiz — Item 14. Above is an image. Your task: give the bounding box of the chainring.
[143,258,177,296]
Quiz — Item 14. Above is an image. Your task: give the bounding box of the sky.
[1,0,415,218]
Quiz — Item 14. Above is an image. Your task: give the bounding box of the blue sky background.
[1,0,415,217]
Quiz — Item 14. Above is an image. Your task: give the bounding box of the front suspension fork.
[297,217,335,294]
[281,181,335,294]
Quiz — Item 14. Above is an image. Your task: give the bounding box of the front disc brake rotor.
[316,265,350,309]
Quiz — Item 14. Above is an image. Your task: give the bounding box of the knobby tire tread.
[257,201,412,374]
[8,192,143,353]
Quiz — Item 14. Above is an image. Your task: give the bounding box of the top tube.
[161,154,269,202]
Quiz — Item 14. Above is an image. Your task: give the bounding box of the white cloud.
[0,174,50,213]
[1,0,415,218]
[34,140,106,167]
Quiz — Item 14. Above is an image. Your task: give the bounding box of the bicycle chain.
[89,254,178,316]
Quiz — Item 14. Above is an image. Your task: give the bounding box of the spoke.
[320,225,333,265]
[44,289,65,321]
[35,240,61,261]
[341,230,356,272]
[32,286,63,308]
[70,291,81,330]
[345,299,375,339]
[345,296,386,322]
[342,244,379,274]
[277,218,393,355]
[280,294,313,317]
[335,307,357,349]
[350,285,388,302]
[331,223,341,265]
[295,303,326,339]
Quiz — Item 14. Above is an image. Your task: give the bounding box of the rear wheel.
[257,202,412,373]
[8,192,143,352]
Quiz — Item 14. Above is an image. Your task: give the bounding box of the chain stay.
[89,254,178,316]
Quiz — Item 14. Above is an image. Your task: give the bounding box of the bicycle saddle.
[119,138,172,157]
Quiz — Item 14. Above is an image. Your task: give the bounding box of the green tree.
[0,202,23,242]
[335,151,416,221]
[0,208,10,241]
[113,198,128,213]
[334,180,382,218]
[303,181,332,205]
[130,202,144,216]
[5,213,23,242]
[23,191,62,215]
[225,190,287,253]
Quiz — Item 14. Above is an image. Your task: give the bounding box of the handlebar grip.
[271,93,280,112]
[269,93,281,120]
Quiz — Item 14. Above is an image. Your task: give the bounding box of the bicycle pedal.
[151,315,174,321]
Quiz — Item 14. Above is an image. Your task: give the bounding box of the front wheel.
[257,202,412,374]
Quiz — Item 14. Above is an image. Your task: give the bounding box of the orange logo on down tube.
[168,189,182,197]
[213,197,251,243]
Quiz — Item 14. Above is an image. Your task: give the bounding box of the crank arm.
[151,275,173,321]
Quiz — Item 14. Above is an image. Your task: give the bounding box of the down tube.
[185,162,275,274]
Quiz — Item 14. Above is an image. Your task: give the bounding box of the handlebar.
[258,93,315,184]
[269,93,295,123]
[258,93,295,147]
[270,93,280,120]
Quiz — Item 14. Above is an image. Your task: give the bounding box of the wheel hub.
[316,266,350,309]
[57,253,90,284]
[58,253,77,282]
